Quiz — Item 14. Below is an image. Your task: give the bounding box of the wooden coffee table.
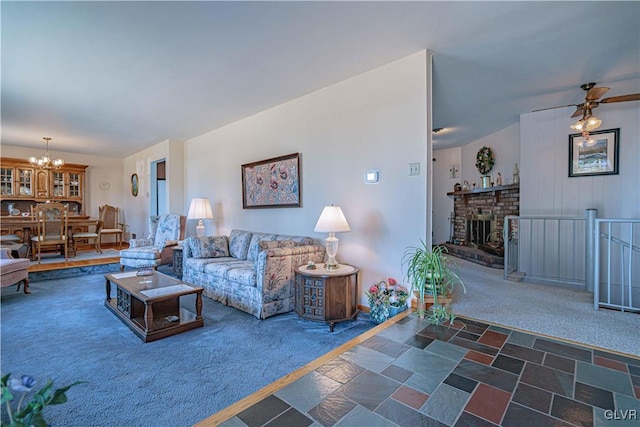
[104,270,203,342]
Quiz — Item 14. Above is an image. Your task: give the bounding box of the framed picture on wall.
[569,128,619,177]
[131,173,139,197]
[241,153,301,209]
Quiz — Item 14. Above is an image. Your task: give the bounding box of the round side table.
[294,263,359,332]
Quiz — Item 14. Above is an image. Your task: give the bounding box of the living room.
[2,2,639,426]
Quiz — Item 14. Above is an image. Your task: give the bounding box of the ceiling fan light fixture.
[585,115,602,129]
[570,119,585,131]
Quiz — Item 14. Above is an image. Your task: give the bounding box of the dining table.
[0,215,99,259]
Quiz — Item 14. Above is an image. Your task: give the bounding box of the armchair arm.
[256,245,326,300]
[162,239,179,249]
[128,238,154,248]
[0,248,13,259]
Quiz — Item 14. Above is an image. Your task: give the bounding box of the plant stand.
[412,291,452,312]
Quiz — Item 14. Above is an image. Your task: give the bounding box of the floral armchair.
[119,213,186,271]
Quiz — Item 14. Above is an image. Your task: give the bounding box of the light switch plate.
[409,163,420,176]
[365,170,381,184]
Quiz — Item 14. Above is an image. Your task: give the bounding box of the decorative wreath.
[475,146,495,175]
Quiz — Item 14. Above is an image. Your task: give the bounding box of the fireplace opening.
[466,211,493,247]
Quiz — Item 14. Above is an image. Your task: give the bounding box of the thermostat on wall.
[365,170,380,184]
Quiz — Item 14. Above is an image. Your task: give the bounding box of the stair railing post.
[585,209,597,293]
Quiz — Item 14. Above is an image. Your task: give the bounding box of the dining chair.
[30,202,69,264]
[98,205,124,249]
[72,220,103,254]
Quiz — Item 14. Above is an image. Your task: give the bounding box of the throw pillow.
[229,230,253,259]
[258,240,297,251]
[188,236,230,259]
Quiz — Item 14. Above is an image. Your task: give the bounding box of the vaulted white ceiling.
[2,1,639,157]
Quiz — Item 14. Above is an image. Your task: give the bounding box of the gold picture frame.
[131,173,139,197]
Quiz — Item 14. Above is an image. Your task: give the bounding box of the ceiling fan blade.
[531,104,576,113]
[600,93,640,104]
[571,107,584,118]
[585,86,609,101]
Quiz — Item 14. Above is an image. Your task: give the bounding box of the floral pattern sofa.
[182,229,325,319]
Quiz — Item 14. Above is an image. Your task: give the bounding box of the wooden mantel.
[447,183,519,205]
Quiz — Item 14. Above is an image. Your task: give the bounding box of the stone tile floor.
[220,314,640,426]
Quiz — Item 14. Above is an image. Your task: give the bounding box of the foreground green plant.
[1,373,82,427]
[402,241,466,323]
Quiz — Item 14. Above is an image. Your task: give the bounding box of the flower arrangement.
[1,372,82,427]
[475,146,495,175]
[366,278,409,308]
[366,278,409,324]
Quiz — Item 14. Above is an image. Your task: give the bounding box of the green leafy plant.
[402,242,466,324]
[1,373,83,427]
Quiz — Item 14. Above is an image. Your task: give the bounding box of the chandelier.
[28,137,65,170]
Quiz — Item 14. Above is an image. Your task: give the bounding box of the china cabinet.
[0,157,88,214]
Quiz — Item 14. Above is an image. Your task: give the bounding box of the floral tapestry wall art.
[241,153,301,209]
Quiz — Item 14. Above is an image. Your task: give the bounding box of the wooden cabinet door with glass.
[0,167,14,197]
[17,167,34,198]
[0,157,88,213]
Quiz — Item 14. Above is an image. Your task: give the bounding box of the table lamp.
[314,205,351,270]
[187,197,213,237]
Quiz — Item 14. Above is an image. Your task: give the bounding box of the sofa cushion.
[258,240,296,251]
[187,236,229,259]
[229,230,253,260]
[247,233,279,262]
[185,256,238,273]
[204,260,257,286]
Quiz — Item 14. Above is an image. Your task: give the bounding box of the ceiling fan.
[533,82,640,134]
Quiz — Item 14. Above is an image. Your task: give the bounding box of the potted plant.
[365,278,409,324]
[1,372,82,427]
[402,241,466,324]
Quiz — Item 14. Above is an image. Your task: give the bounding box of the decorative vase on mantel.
[481,175,491,188]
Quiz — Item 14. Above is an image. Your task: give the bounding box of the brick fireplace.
[445,184,520,267]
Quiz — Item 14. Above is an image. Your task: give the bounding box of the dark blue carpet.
[0,268,373,427]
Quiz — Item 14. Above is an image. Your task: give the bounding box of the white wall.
[122,139,185,239]
[519,100,639,293]
[460,124,520,188]
[184,51,429,305]
[520,102,639,217]
[432,147,461,244]
[0,144,123,219]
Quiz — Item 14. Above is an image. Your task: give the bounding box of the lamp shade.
[187,198,214,220]
[314,205,351,233]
